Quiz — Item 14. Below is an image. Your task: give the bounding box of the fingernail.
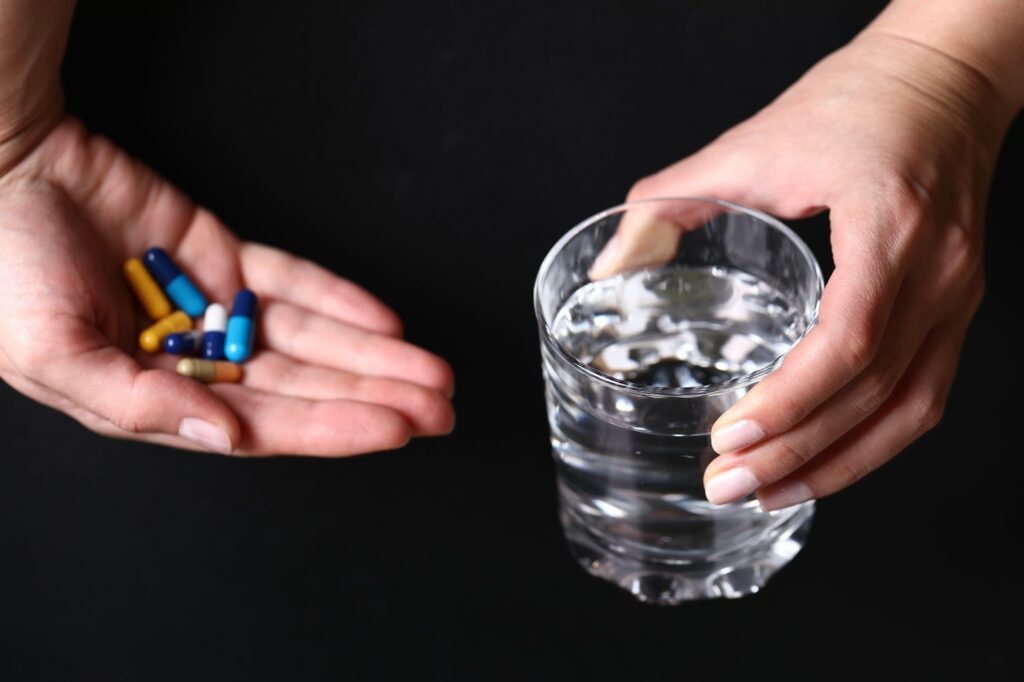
[705,467,761,505]
[711,419,765,454]
[588,233,622,279]
[758,481,814,512]
[178,418,232,454]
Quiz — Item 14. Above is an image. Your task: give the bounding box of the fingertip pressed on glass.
[224,289,257,363]
[533,197,823,604]
[143,247,208,317]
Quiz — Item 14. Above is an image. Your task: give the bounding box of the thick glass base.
[561,501,814,604]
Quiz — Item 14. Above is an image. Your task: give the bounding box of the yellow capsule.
[123,258,172,320]
[139,311,192,353]
[176,359,243,384]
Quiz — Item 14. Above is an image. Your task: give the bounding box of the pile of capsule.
[123,247,258,383]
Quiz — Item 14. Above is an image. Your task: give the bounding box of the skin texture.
[0,117,455,456]
[595,20,1023,507]
[0,1,456,459]
[1,1,1022,475]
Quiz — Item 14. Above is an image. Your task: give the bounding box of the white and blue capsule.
[201,303,228,360]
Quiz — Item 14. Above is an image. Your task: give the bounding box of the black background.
[2,1,1021,679]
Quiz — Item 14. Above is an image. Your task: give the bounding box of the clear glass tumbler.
[534,197,823,603]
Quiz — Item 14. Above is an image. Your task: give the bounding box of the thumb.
[590,147,750,280]
[41,336,241,454]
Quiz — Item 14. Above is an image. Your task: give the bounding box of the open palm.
[0,117,454,456]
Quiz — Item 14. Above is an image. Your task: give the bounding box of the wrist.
[0,85,64,180]
[849,29,1019,148]
[0,0,76,178]
[865,0,1024,118]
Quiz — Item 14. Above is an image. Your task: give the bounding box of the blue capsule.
[201,303,227,360]
[225,289,257,363]
[163,330,202,355]
[143,247,208,317]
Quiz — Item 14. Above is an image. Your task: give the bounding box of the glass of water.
[534,197,824,603]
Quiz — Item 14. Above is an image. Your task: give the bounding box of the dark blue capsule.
[231,289,257,318]
[202,332,226,360]
[143,247,181,286]
[143,247,208,317]
[163,330,202,355]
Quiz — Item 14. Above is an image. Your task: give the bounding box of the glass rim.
[533,196,825,398]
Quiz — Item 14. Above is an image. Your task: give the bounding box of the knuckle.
[111,376,149,434]
[841,326,880,372]
[864,173,927,228]
[769,437,814,475]
[419,354,455,396]
[939,222,983,283]
[891,174,932,215]
[380,412,413,450]
[837,178,924,268]
[969,273,986,312]
[111,405,145,434]
[915,393,947,434]
[375,310,404,337]
[352,374,379,397]
[415,389,454,433]
[851,363,899,420]
[869,171,932,217]
[771,388,815,428]
[277,358,305,389]
[834,455,872,489]
[626,176,658,202]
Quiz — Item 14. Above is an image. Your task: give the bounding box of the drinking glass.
[534,197,823,603]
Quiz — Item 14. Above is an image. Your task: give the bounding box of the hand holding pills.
[125,246,253,384]
[0,118,455,457]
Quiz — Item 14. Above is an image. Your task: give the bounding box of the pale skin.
[0,0,454,456]
[1,2,1022,489]
[591,1,1024,509]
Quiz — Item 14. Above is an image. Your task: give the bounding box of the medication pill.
[225,289,257,363]
[176,359,243,383]
[123,258,172,320]
[163,330,202,355]
[139,311,192,353]
[201,303,227,360]
[143,247,208,317]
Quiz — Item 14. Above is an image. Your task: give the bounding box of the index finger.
[710,203,909,454]
[588,200,729,280]
[239,242,404,337]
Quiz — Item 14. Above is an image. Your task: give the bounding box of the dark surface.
[2,1,1021,679]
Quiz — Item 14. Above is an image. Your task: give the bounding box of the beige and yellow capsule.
[139,311,192,353]
[176,359,243,384]
[123,258,172,320]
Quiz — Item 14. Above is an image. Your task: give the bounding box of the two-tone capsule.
[123,259,172,320]
[140,311,192,353]
[143,247,208,317]
[163,330,202,355]
[225,289,257,363]
[201,303,227,360]
[176,359,243,383]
